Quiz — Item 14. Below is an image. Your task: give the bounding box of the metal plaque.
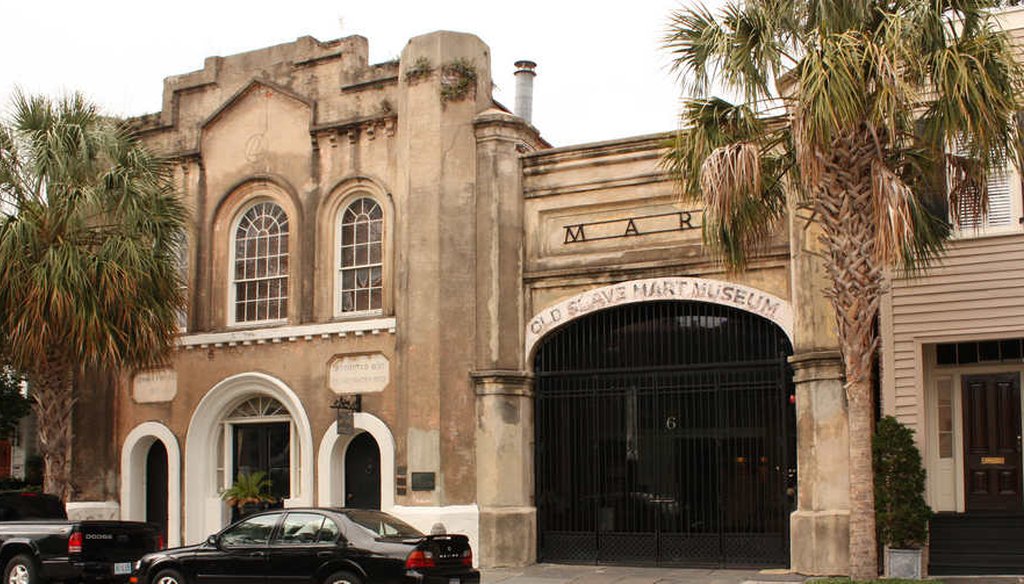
[411,472,436,491]
[981,456,1006,465]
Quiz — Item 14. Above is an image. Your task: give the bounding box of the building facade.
[68,21,1024,575]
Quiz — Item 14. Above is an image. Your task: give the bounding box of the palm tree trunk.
[816,127,882,580]
[28,349,75,501]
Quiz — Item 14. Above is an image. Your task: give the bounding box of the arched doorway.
[344,432,381,509]
[534,300,796,567]
[184,372,314,544]
[145,441,169,543]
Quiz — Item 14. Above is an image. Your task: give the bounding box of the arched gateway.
[532,281,796,567]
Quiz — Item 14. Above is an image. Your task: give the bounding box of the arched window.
[338,198,383,315]
[233,202,289,323]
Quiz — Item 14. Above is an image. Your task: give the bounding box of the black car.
[130,508,479,584]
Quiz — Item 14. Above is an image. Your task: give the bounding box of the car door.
[191,512,281,584]
[267,512,345,584]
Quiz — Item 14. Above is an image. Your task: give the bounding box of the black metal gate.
[534,301,795,567]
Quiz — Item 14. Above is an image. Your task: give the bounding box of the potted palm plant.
[874,416,933,579]
[220,471,275,518]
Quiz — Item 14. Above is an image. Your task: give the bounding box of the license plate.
[449,580,459,584]
[114,563,132,575]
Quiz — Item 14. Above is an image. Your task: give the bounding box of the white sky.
[0,0,719,147]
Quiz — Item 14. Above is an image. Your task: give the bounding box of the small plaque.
[982,456,1006,465]
[336,410,354,435]
[411,472,436,491]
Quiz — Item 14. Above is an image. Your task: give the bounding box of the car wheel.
[153,568,186,584]
[324,570,362,584]
[3,555,37,584]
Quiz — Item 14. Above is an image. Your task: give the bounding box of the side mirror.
[206,535,219,547]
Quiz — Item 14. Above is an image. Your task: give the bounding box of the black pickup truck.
[0,491,162,584]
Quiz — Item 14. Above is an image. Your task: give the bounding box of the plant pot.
[239,502,262,518]
[885,547,923,579]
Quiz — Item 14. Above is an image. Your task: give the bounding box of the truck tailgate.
[77,521,160,562]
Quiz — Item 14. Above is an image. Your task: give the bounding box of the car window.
[221,514,280,547]
[343,510,423,538]
[276,513,325,545]
[318,517,341,543]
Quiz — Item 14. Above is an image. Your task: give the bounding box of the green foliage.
[662,0,1024,272]
[403,57,434,84]
[0,90,188,371]
[220,471,275,508]
[440,59,478,104]
[874,416,932,549]
[0,367,29,439]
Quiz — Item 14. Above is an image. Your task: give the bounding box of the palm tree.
[663,0,1024,578]
[0,91,187,500]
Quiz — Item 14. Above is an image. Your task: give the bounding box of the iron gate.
[534,301,795,567]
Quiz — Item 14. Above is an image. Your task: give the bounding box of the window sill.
[178,317,397,349]
[950,223,1024,240]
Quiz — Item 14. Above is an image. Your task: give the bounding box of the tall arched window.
[338,197,383,315]
[233,201,289,323]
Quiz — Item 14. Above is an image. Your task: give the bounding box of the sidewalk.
[481,563,1024,584]
[481,563,805,584]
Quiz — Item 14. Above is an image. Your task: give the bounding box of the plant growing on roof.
[439,58,478,104]
[662,0,1024,578]
[404,57,434,84]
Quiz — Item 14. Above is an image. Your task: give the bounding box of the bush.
[873,416,932,549]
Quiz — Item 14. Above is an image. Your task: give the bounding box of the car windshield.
[342,510,423,538]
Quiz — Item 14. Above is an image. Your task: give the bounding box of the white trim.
[179,317,397,348]
[120,422,182,547]
[317,413,396,511]
[525,277,794,360]
[184,372,314,544]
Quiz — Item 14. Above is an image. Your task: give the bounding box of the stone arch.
[121,422,182,547]
[316,412,396,510]
[525,277,794,362]
[183,372,314,544]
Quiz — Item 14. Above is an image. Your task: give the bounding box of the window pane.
[370,289,381,310]
[342,246,354,266]
[318,519,340,543]
[356,245,368,265]
[278,514,325,545]
[222,514,280,546]
[369,220,382,243]
[369,243,381,264]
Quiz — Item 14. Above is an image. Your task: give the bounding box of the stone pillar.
[789,351,850,575]
[472,371,536,568]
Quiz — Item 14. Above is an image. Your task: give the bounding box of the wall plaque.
[330,353,390,394]
[133,369,177,403]
[411,472,436,491]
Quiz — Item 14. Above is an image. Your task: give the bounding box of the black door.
[534,301,795,567]
[145,441,169,543]
[963,374,1023,512]
[345,433,381,509]
[233,422,291,507]
[267,512,339,584]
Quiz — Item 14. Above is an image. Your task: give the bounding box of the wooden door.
[962,374,1023,512]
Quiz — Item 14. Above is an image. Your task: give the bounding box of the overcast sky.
[0,0,720,147]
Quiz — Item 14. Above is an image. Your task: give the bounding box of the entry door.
[962,374,1023,512]
[146,441,169,543]
[344,432,381,509]
[233,422,291,504]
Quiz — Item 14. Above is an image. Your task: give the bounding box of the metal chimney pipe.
[514,60,537,124]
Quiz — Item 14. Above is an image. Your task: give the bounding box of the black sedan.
[130,508,480,584]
